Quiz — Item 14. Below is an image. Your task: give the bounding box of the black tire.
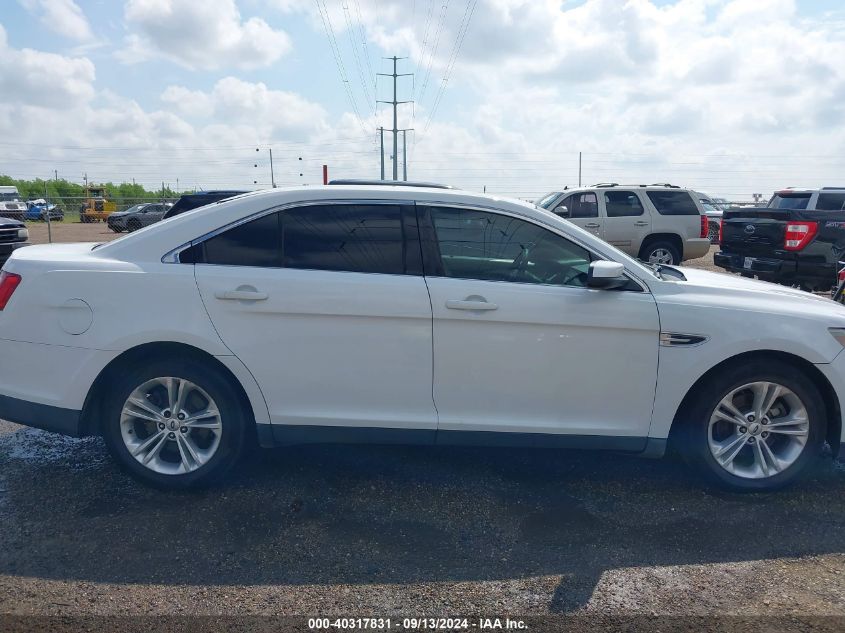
[101,357,248,489]
[833,279,845,304]
[639,239,681,265]
[677,359,825,492]
[109,225,123,233]
[127,219,141,232]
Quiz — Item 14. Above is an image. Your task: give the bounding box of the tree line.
[0,175,180,211]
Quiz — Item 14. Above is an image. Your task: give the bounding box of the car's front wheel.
[680,360,825,491]
[102,358,248,489]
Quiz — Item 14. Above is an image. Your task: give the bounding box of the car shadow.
[1,426,844,612]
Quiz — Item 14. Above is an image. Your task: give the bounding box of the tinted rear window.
[817,193,845,211]
[646,191,699,215]
[768,193,810,210]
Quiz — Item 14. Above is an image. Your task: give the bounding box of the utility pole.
[377,56,412,181]
[54,169,58,182]
[578,152,582,187]
[379,127,385,180]
[399,129,413,181]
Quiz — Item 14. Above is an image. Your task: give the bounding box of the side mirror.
[587,260,627,289]
[555,205,569,218]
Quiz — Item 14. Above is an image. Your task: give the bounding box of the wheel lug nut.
[158,422,165,430]
[180,426,188,434]
[163,410,171,418]
[177,413,185,421]
[740,426,747,434]
[762,419,769,425]
[762,432,769,439]
[748,437,756,443]
[168,432,176,439]
[747,415,756,422]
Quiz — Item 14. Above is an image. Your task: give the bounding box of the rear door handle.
[215,289,268,301]
[446,299,499,311]
[584,223,600,228]
[634,221,649,227]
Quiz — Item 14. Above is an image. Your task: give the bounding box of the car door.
[193,201,438,440]
[551,192,603,238]
[601,190,651,256]
[419,204,660,443]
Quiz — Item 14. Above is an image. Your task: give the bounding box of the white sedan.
[0,184,843,491]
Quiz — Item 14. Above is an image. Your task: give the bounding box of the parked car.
[537,184,710,265]
[693,191,723,243]
[1,183,844,492]
[0,186,27,221]
[162,190,248,220]
[107,202,173,233]
[0,216,30,267]
[715,187,845,291]
[25,199,64,222]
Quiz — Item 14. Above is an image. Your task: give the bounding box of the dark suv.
[0,217,31,267]
[162,191,247,220]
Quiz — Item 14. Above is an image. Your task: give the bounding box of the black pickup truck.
[0,216,30,268]
[714,188,845,291]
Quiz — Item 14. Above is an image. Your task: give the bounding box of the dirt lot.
[2,224,844,625]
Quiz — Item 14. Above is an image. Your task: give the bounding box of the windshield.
[0,192,21,202]
[536,192,562,209]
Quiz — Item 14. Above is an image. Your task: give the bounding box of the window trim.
[416,201,647,292]
[162,198,418,271]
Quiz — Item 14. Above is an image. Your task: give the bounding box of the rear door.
[551,192,602,238]
[194,201,437,438]
[601,190,650,255]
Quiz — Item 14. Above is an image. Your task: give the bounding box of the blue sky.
[1,1,845,197]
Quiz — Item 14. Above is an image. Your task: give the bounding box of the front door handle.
[215,289,268,301]
[584,223,600,228]
[446,298,499,311]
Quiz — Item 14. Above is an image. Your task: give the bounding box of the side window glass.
[202,212,282,267]
[570,193,599,218]
[429,207,592,288]
[818,193,845,211]
[282,204,405,274]
[604,191,644,217]
[646,191,699,215]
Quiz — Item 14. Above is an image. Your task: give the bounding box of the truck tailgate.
[721,208,791,255]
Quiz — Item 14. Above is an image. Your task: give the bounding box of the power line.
[416,1,449,107]
[342,1,375,110]
[423,0,478,132]
[314,0,368,134]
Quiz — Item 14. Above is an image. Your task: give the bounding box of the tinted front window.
[202,212,282,267]
[605,191,644,217]
[768,193,810,210]
[646,191,699,215]
[817,193,845,211]
[282,204,405,274]
[557,192,598,218]
[429,207,592,287]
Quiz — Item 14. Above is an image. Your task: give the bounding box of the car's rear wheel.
[679,360,824,491]
[102,358,247,489]
[640,240,681,266]
[127,219,141,232]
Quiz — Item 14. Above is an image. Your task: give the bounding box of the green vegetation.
[0,175,180,221]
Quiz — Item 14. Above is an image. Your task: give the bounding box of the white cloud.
[119,0,292,70]
[0,24,96,108]
[18,0,94,41]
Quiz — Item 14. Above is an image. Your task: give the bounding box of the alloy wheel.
[648,248,675,265]
[120,377,223,475]
[707,381,809,479]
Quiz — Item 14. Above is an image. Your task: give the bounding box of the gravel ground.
[2,225,844,624]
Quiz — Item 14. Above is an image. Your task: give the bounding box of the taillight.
[718,218,724,244]
[783,221,818,251]
[700,215,708,239]
[0,271,21,310]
